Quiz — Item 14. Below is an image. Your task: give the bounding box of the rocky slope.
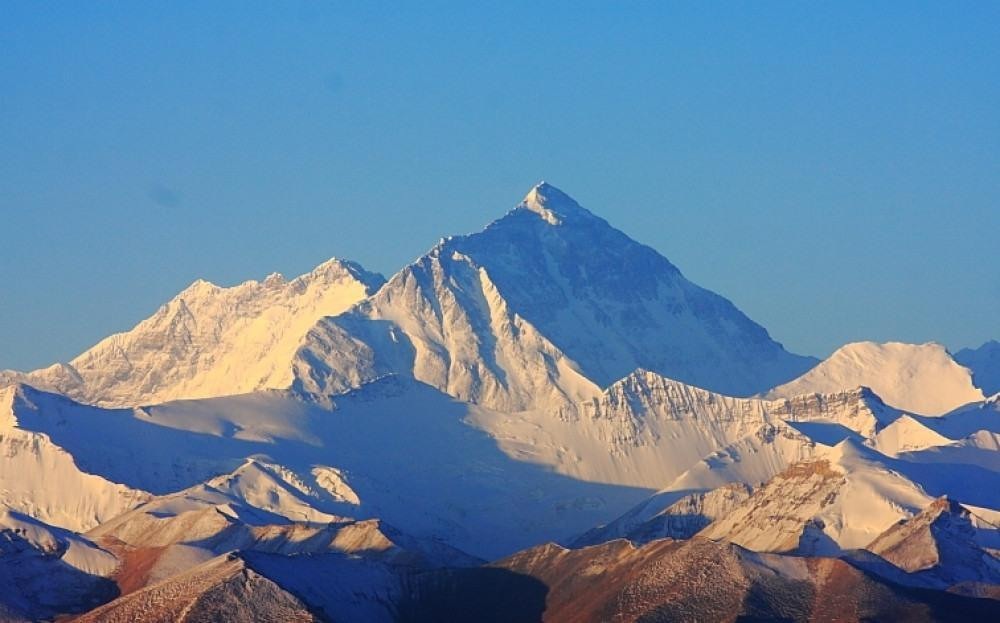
[571,483,753,547]
[74,553,318,623]
[867,497,1000,595]
[697,441,934,554]
[0,509,119,621]
[401,538,1000,622]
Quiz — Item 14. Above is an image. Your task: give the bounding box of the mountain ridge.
[1,258,385,407]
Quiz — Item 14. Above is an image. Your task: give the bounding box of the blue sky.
[2,2,998,370]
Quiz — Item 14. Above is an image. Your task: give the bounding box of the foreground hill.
[400,538,999,622]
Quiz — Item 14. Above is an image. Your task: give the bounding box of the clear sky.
[2,2,998,370]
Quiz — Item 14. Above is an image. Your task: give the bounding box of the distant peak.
[306,257,354,280]
[522,181,565,205]
[517,181,594,225]
[263,272,285,287]
[178,278,221,298]
[300,258,386,292]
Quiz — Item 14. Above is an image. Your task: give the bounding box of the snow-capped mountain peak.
[292,184,816,409]
[2,257,385,407]
[765,341,983,416]
[516,181,597,225]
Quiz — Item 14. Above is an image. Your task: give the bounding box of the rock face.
[867,497,1000,594]
[765,341,984,416]
[697,441,933,555]
[1,259,384,407]
[293,183,816,411]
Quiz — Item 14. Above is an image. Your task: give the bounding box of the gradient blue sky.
[2,2,998,370]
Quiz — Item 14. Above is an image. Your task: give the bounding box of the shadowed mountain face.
[956,340,1000,396]
[0,510,120,621]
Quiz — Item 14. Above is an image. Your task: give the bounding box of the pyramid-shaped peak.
[517,181,595,225]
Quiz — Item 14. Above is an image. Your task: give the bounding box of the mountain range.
[1,183,997,621]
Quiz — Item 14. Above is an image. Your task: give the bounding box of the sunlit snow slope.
[1,259,384,407]
[765,341,983,416]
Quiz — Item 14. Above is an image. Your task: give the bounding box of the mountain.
[2,369,878,561]
[401,538,1000,622]
[956,340,1000,396]
[292,183,816,411]
[87,457,478,578]
[867,497,1000,595]
[1,259,384,407]
[698,440,934,554]
[765,341,984,416]
[561,384,910,549]
[1,380,647,559]
[465,370,821,489]
[569,386,1000,555]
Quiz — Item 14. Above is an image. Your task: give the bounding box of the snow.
[0,508,119,621]
[13,360,993,561]
[0,385,149,532]
[874,415,955,456]
[4,373,904,560]
[1,258,384,407]
[765,341,984,416]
